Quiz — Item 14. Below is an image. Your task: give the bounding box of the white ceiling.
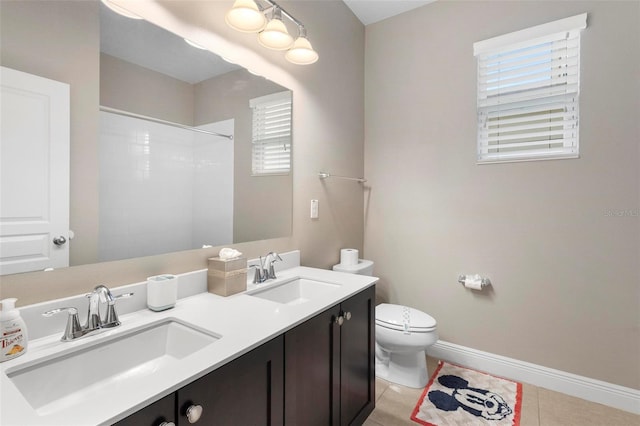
[343,0,436,25]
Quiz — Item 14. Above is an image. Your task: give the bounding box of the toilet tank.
[332,259,374,276]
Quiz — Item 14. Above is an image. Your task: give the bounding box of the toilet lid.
[375,303,436,333]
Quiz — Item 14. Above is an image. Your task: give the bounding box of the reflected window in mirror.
[250,91,292,176]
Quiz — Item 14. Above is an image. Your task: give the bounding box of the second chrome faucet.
[251,252,283,284]
[43,284,133,341]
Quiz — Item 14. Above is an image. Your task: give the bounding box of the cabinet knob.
[344,311,352,321]
[186,404,203,423]
[335,315,344,326]
[159,422,176,426]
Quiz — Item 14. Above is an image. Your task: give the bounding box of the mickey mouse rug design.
[411,361,522,426]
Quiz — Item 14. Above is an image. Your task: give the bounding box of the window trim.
[473,13,587,164]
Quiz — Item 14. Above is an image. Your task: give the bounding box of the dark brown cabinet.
[284,286,375,426]
[114,285,374,426]
[177,335,283,426]
[114,392,176,426]
[114,336,283,426]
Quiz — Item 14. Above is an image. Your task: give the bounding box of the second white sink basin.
[6,318,220,415]
[249,278,340,305]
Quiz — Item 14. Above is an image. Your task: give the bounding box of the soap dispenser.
[0,298,28,362]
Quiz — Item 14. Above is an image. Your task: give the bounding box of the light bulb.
[225,0,267,33]
[285,36,319,65]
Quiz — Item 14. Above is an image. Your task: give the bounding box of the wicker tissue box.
[207,256,247,296]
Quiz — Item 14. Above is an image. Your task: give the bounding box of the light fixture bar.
[226,0,318,65]
[260,0,303,28]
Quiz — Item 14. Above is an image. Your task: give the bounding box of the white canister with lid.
[147,274,178,311]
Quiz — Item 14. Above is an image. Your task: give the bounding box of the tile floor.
[364,357,640,426]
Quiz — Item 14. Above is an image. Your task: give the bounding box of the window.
[250,91,292,175]
[474,14,587,163]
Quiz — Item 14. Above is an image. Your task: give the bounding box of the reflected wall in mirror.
[0,1,293,274]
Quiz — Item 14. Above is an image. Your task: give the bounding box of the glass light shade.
[225,0,267,33]
[101,0,143,19]
[285,37,319,65]
[258,18,294,50]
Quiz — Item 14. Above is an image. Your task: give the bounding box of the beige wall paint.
[364,1,640,389]
[0,1,365,306]
[100,53,196,125]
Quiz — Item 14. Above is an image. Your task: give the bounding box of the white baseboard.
[427,340,640,415]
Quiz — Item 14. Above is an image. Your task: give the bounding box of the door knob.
[185,404,203,423]
[53,236,67,246]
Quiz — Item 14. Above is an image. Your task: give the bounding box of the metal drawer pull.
[186,404,203,423]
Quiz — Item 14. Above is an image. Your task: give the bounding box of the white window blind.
[250,91,292,175]
[474,13,587,163]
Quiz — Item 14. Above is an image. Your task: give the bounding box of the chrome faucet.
[86,284,121,330]
[43,285,133,341]
[250,252,283,284]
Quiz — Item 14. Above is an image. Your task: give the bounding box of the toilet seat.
[375,303,437,333]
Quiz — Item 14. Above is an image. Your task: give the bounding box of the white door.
[0,66,70,275]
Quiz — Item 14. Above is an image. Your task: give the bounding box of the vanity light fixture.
[285,26,319,65]
[100,0,143,20]
[225,0,267,33]
[225,0,319,65]
[258,7,293,50]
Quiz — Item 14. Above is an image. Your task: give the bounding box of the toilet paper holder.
[457,274,491,289]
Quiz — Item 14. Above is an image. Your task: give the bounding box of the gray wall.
[364,0,639,389]
[0,0,364,307]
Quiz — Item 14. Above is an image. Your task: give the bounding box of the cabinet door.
[177,335,283,426]
[284,305,340,425]
[113,392,176,426]
[340,286,375,426]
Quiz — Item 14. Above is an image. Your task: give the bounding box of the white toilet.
[333,259,438,389]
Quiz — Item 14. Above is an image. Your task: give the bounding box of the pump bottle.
[1,298,28,361]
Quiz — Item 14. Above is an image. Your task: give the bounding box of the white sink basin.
[249,278,340,305]
[6,318,220,415]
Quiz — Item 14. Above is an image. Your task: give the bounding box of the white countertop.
[0,265,377,426]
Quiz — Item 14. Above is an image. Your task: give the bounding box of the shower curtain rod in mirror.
[99,106,234,140]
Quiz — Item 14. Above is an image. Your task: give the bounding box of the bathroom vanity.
[116,286,374,426]
[0,255,377,425]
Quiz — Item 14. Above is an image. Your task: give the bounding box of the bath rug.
[410,361,522,426]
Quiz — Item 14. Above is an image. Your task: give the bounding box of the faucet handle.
[43,307,83,341]
[249,264,267,284]
[267,252,283,279]
[103,292,134,328]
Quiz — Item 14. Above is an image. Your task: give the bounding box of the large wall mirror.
[0,1,293,275]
